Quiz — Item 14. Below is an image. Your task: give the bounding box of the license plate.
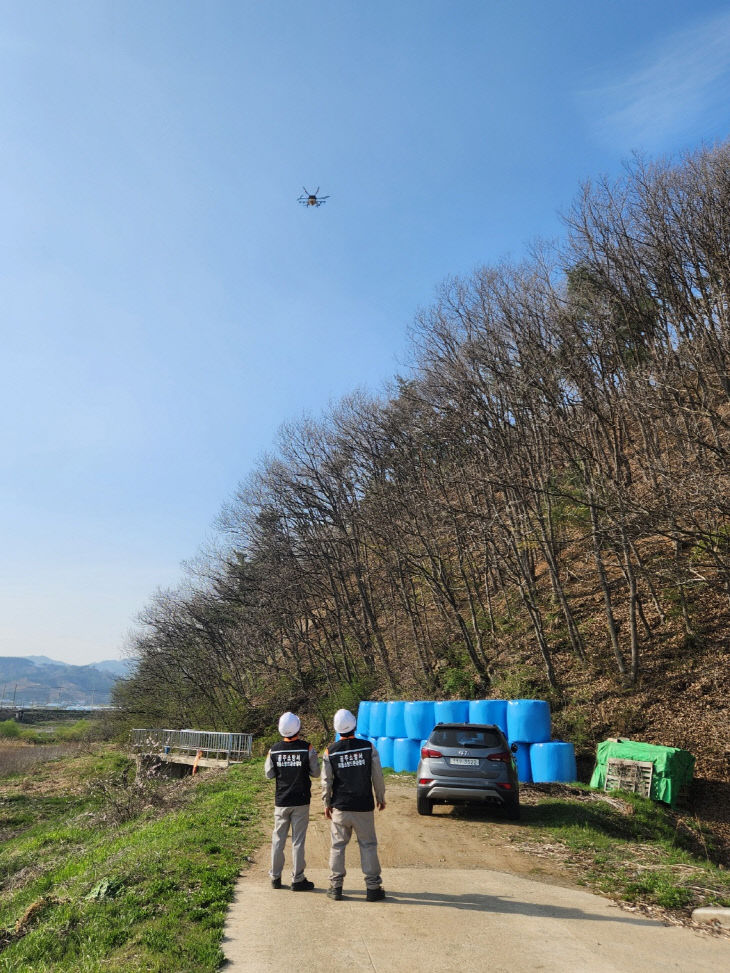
[450,757,479,766]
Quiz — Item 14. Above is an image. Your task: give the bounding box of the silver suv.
[416,723,520,819]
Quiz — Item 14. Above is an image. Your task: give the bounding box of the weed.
[440,665,477,698]
[317,676,376,725]
[551,707,592,751]
[491,665,546,700]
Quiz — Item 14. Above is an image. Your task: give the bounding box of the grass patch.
[0,746,267,971]
[518,785,730,918]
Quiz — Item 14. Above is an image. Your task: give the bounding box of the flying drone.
[298,186,330,208]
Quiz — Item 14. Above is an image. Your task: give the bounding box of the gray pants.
[270,804,310,883]
[328,808,382,890]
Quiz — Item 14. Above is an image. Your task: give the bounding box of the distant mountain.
[92,659,136,678]
[0,656,136,707]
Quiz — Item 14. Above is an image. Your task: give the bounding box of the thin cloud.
[586,10,730,150]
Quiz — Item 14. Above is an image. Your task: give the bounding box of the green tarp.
[590,739,694,806]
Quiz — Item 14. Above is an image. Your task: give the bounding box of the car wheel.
[417,794,433,816]
[504,801,521,821]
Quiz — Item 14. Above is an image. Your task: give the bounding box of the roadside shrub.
[440,664,477,698]
[55,719,94,742]
[55,719,105,743]
[18,728,43,743]
[86,760,194,825]
[0,719,21,739]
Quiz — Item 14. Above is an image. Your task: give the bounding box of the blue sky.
[1,1,729,665]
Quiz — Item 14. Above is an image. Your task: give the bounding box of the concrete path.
[224,865,728,973]
[223,782,729,972]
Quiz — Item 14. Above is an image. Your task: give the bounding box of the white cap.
[278,712,301,737]
[333,708,357,734]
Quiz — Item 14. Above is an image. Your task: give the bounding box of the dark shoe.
[271,877,282,889]
[366,887,386,902]
[291,878,314,892]
[326,885,343,900]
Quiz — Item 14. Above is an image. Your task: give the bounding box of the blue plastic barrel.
[356,701,371,737]
[513,742,533,783]
[393,738,421,773]
[385,701,407,738]
[369,701,387,738]
[506,699,551,743]
[433,700,469,724]
[376,736,394,769]
[530,742,577,783]
[468,699,508,735]
[404,701,435,741]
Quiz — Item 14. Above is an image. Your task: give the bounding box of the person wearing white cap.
[321,708,386,901]
[265,711,320,890]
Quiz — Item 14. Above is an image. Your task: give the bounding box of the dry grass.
[0,744,84,778]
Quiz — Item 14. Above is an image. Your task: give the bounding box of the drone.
[297,186,330,208]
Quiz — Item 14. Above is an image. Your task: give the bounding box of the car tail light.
[421,747,442,759]
[487,751,512,763]
[497,782,514,790]
[418,778,434,785]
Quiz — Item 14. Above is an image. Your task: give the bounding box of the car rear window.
[429,727,504,749]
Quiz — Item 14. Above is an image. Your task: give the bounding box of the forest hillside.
[114,144,730,849]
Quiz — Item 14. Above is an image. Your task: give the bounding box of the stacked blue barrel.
[354,697,576,782]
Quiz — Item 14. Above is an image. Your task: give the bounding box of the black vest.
[328,737,375,812]
[270,739,313,807]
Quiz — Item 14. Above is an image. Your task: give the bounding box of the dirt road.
[223,779,729,972]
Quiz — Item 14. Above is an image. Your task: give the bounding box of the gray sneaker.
[326,885,343,900]
[366,887,386,902]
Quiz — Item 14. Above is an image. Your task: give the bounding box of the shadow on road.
[355,888,658,925]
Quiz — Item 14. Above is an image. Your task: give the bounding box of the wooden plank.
[605,758,653,798]
[160,753,230,769]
